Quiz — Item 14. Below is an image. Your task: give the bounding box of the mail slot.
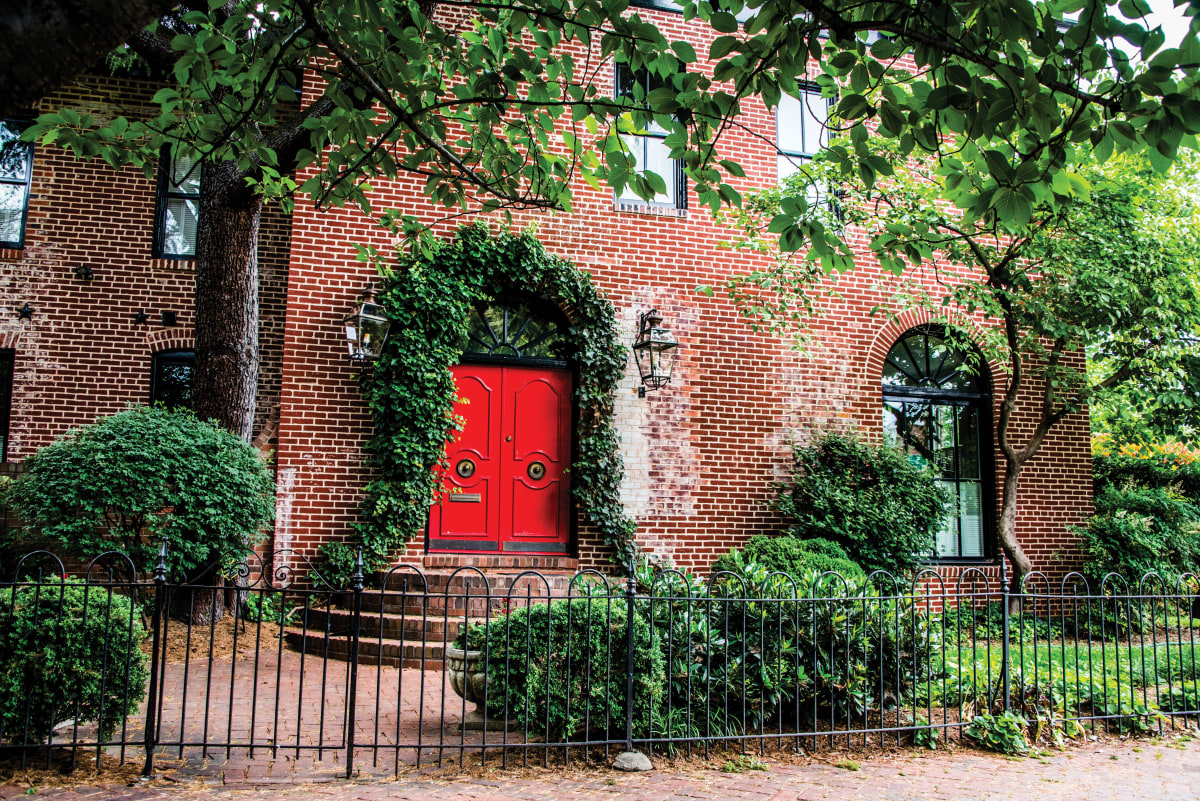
[449,493,482,503]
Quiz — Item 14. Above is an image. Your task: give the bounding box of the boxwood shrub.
[462,596,664,740]
[0,579,149,742]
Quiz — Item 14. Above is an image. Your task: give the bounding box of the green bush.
[655,555,934,729]
[1073,482,1200,585]
[0,579,149,742]
[462,596,664,739]
[711,535,866,581]
[771,432,950,576]
[965,711,1029,754]
[7,407,275,580]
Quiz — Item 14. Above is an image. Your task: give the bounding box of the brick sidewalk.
[3,735,1197,801]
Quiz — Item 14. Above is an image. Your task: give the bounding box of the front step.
[286,558,590,671]
[283,626,448,670]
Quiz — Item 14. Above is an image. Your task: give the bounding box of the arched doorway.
[427,300,574,555]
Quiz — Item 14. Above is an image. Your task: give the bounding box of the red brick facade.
[9,8,1092,584]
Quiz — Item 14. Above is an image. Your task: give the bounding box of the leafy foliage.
[648,554,934,731]
[320,225,634,580]
[711,535,866,580]
[7,407,275,580]
[462,596,664,739]
[771,432,949,576]
[965,711,1029,754]
[1074,482,1200,586]
[0,579,149,742]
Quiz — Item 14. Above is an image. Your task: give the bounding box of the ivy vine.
[319,225,638,581]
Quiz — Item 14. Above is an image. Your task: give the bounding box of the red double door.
[428,364,572,554]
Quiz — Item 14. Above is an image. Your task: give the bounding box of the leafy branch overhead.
[26,1,1200,242]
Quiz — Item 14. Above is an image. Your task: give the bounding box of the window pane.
[163,196,199,256]
[959,482,984,558]
[777,91,826,156]
[0,184,27,243]
[0,121,31,183]
[170,154,200,194]
[617,133,673,204]
[934,481,959,558]
[152,353,194,410]
[957,406,981,480]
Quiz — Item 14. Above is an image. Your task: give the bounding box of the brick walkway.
[2,735,1197,801]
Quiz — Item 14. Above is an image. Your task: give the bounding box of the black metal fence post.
[624,555,637,754]
[141,539,169,777]
[1000,557,1011,713]
[344,547,365,779]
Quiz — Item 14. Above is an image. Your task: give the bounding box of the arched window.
[460,300,569,364]
[881,326,993,561]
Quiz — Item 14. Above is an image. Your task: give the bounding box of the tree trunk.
[998,455,1034,615]
[192,160,261,441]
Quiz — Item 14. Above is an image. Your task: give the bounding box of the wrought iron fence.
[0,545,1197,779]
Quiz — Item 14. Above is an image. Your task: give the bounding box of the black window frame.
[150,349,195,411]
[881,325,996,564]
[613,63,687,211]
[0,119,34,250]
[152,147,201,259]
[0,349,13,461]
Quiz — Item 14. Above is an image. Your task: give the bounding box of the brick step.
[419,554,580,572]
[283,627,449,671]
[359,571,587,616]
[303,606,485,642]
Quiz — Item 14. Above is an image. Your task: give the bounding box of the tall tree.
[723,143,1200,596]
[26,0,1200,449]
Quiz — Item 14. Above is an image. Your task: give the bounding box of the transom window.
[881,326,992,561]
[461,301,568,363]
[150,350,195,410]
[614,63,686,209]
[154,149,201,258]
[0,120,33,249]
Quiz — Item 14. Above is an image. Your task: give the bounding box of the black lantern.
[342,283,391,362]
[632,308,678,397]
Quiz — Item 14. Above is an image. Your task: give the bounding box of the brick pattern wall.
[272,7,1092,585]
[0,75,290,460]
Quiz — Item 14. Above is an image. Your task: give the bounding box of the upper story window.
[0,120,33,250]
[881,326,993,562]
[776,87,828,183]
[614,63,686,210]
[154,149,201,258]
[150,349,195,410]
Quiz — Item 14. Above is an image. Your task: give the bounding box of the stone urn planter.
[445,647,513,731]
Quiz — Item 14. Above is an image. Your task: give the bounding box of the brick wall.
[0,75,290,460]
[272,7,1093,584]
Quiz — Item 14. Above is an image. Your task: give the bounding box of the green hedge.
[462,596,664,739]
[711,535,866,581]
[0,579,149,742]
[771,432,949,576]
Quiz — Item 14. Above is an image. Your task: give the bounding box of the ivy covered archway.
[320,225,637,578]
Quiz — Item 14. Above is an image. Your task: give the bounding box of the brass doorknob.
[505,435,513,441]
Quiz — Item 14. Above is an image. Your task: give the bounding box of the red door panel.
[428,365,502,550]
[502,371,571,550]
[428,364,571,555]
